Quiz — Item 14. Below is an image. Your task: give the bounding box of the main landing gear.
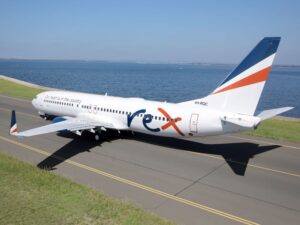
[40,113,55,121]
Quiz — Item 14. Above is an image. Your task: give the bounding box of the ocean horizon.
[0,59,299,117]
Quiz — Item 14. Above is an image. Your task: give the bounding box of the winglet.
[10,110,18,135]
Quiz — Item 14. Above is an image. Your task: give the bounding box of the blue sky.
[0,0,299,64]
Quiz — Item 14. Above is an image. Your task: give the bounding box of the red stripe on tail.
[213,66,271,94]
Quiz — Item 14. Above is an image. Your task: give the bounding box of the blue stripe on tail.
[220,37,281,86]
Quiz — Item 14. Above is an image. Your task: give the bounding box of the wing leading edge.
[9,110,127,137]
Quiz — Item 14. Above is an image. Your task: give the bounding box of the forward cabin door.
[190,114,199,133]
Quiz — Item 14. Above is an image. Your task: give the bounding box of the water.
[0,59,299,117]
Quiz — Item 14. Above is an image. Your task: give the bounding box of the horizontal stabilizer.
[220,113,260,128]
[256,107,294,121]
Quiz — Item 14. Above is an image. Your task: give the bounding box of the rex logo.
[127,108,184,136]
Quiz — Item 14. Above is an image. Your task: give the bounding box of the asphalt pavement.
[0,94,299,225]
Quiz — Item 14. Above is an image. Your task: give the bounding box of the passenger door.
[190,114,199,133]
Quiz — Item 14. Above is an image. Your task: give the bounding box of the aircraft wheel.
[94,134,100,141]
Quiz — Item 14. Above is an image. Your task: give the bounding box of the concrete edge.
[0,74,57,91]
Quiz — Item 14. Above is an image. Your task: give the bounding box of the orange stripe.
[213,66,271,94]
[11,127,17,133]
[158,108,185,136]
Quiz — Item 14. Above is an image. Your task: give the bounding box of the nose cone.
[32,98,38,108]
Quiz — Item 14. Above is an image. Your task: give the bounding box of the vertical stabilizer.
[181,37,281,115]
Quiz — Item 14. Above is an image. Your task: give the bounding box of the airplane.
[10,37,293,141]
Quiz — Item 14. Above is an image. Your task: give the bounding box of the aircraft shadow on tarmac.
[37,131,120,171]
[132,133,280,176]
[37,131,280,176]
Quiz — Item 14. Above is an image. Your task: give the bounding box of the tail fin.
[10,110,18,135]
[182,37,281,115]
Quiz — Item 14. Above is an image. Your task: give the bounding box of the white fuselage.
[32,91,252,138]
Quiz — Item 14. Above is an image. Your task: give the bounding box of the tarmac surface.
[0,94,300,225]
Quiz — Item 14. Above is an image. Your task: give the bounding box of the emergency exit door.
[190,114,199,133]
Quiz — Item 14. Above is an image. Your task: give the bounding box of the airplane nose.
[32,98,38,108]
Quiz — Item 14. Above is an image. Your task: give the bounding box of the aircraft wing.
[10,110,128,137]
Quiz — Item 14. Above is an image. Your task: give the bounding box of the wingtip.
[10,110,18,136]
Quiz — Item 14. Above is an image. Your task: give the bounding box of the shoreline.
[0,74,57,90]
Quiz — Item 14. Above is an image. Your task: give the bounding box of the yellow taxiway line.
[0,135,259,225]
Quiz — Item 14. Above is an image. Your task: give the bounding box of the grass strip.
[0,78,45,99]
[0,152,174,225]
[246,118,300,143]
